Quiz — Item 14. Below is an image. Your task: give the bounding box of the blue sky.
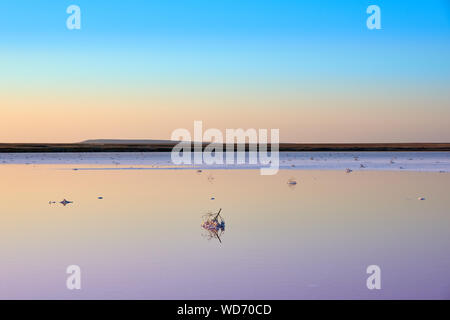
[1,0,449,89]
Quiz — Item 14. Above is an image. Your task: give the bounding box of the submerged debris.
[60,199,73,206]
[345,168,353,173]
[287,178,297,190]
[48,199,73,207]
[201,208,225,243]
[50,199,73,206]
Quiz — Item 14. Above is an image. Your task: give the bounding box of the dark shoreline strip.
[1,143,450,153]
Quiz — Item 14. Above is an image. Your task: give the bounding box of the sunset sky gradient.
[1,0,449,142]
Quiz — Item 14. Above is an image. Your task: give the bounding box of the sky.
[0,0,449,143]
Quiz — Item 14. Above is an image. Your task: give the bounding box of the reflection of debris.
[287,178,297,185]
[345,168,353,173]
[49,199,73,206]
[201,208,225,243]
[287,178,297,190]
[418,197,426,201]
[60,199,73,206]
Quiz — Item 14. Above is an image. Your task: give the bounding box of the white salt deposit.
[0,152,449,172]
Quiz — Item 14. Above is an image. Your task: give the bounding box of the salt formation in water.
[287,178,298,190]
[60,199,73,206]
[201,208,225,243]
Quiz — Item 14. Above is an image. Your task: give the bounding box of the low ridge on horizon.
[80,139,450,145]
[81,139,179,144]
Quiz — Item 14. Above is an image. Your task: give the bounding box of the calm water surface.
[0,153,449,299]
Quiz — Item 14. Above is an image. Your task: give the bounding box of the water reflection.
[287,177,297,190]
[1,164,450,299]
[201,208,226,243]
[48,199,73,206]
[60,199,73,206]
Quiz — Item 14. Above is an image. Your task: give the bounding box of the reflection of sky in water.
[0,161,449,299]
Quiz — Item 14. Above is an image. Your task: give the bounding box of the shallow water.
[0,153,450,299]
[1,151,450,172]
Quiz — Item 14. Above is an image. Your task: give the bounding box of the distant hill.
[81,139,178,144]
